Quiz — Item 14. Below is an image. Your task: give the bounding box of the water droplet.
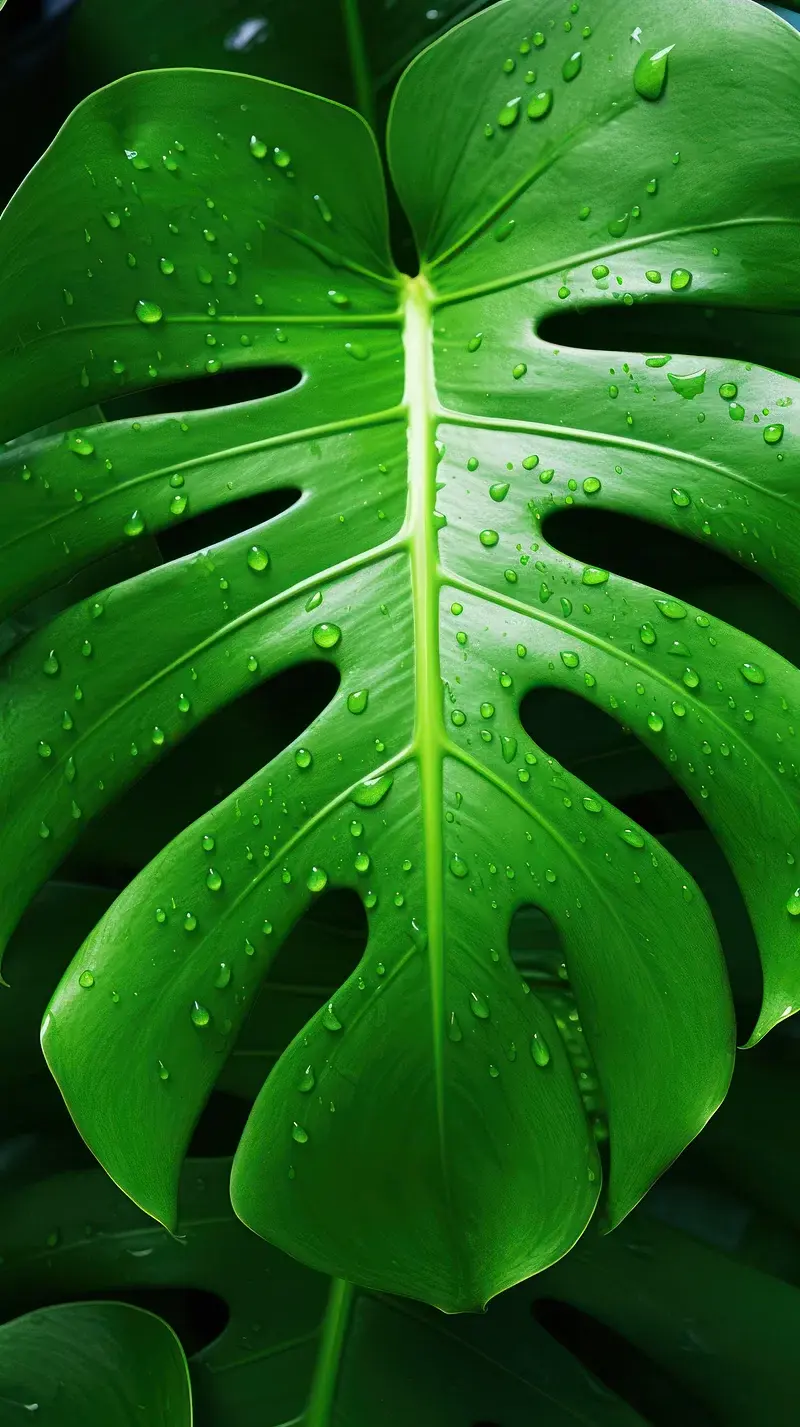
[719,381,738,400]
[531,1032,550,1066]
[214,961,231,989]
[527,88,553,119]
[190,1001,210,1027]
[512,362,527,380]
[668,369,706,400]
[582,566,609,586]
[619,827,645,848]
[352,773,393,807]
[583,476,601,494]
[43,650,60,677]
[479,528,499,547]
[135,299,163,324]
[158,1060,169,1081]
[467,332,483,352]
[729,402,746,421]
[560,650,580,669]
[307,866,328,893]
[246,544,269,572]
[447,1010,463,1042]
[654,597,687,620]
[327,288,349,308]
[562,51,582,80]
[591,265,609,281]
[787,890,800,917]
[66,431,94,458]
[449,854,469,879]
[764,424,784,445]
[670,269,692,292]
[206,867,223,893]
[322,1001,342,1031]
[312,622,342,649]
[298,1065,315,1092]
[740,662,766,685]
[633,44,673,101]
[671,487,691,507]
[647,711,665,732]
[346,688,369,714]
[344,341,369,361]
[124,510,145,538]
[272,146,291,168]
[78,969,95,989]
[489,481,510,502]
[582,794,602,813]
[470,990,490,1019]
[291,1121,309,1145]
[497,96,521,127]
[682,667,700,689]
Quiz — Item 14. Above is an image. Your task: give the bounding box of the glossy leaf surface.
[0,1302,191,1426]
[0,0,797,1308]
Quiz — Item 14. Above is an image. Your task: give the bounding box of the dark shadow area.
[215,888,369,1106]
[0,0,76,209]
[538,302,800,380]
[0,1283,229,1357]
[188,1090,253,1159]
[533,1300,719,1427]
[100,365,302,423]
[60,660,340,888]
[156,487,300,563]
[543,509,800,668]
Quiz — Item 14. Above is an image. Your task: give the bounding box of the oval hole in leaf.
[518,691,762,1040]
[216,887,368,1106]
[543,508,800,668]
[156,485,300,563]
[100,364,302,422]
[59,659,341,888]
[532,1300,718,1427]
[538,303,800,380]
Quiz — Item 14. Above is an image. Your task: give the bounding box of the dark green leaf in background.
[0,1301,191,1427]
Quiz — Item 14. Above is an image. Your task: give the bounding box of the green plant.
[1,0,799,1322]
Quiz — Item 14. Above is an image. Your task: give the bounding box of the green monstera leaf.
[0,1303,191,1427]
[0,0,798,1310]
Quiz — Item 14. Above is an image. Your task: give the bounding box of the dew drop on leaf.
[633,45,673,101]
[78,969,95,989]
[527,89,553,119]
[246,545,269,572]
[307,866,328,893]
[470,991,490,1020]
[346,689,369,714]
[322,1001,342,1031]
[190,1001,210,1027]
[352,773,393,807]
[292,1122,309,1144]
[582,566,609,586]
[670,269,692,291]
[312,622,342,650]
[763,424,784,445]
[298,1065,315,1092]
[740,662,766,685]
[135,299,163,324]
[531,1032,550,1066]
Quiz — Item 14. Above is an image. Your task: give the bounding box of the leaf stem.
[304,1277,355,1427]
[341,0,377,134]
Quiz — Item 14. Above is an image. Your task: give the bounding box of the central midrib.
[402,272,449,1171]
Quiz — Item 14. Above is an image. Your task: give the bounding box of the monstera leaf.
[0,0,798,1310]
[0,1302,191,1427]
